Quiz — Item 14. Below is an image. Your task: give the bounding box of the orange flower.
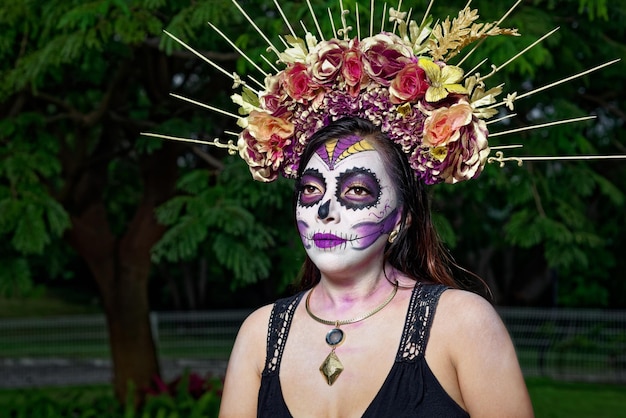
[240,111,295,182]
[422,102,473,148]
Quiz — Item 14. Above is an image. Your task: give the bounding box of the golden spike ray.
[488,151,626,168]
[486,114,517,125]
[208,22,269,78]
[370,0,375,37]
[328,8,338,39]
[490,145,524,150]
[380,2,387,32]
[465,58,488,80]
[306,0,325,41]
[140,133,239,154]
[457,0,523,67]
[170,93,242,120]
[230,0,281,58]
[260,54,280,74]
[162,30,260,95]
[392,0,403,34]
[480,27,560,83]
[490,116,596,137]
[274,0,297,38]
[420,0,435,27]
[489,59,621,110]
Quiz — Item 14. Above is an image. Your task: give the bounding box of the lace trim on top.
[397,283,447,362]
[263,292,303,375]
[263,284,446,374]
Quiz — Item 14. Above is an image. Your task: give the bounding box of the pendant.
[319,349,344,385]
[325,328,344,346]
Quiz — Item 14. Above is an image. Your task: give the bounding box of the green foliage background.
[0,0,624,308]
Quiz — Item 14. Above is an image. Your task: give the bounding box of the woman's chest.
[277,308,406,417]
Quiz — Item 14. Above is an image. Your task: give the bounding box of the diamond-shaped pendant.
[319,350,344,385]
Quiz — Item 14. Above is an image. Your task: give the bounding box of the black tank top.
[257,283,469,417]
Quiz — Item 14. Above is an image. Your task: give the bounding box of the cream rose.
[308,39,348,85]
[422,102,473,148]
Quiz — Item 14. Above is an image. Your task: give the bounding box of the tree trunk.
[64,143,178,404]
[98,240,161,403]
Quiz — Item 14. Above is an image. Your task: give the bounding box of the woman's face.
[296,135,400,274]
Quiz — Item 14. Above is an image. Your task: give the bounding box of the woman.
[218,117,534,417]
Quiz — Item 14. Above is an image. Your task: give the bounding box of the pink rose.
[359,33,413,86]
[342,48,368,96]
[308,39,348,85]
[283,63,317,102]
[389,63,429,104]
[422,102,473,147]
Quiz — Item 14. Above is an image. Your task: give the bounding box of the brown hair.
[294,117,490,299]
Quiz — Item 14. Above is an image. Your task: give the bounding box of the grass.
[0,286,101,318]
[527,377,626,418]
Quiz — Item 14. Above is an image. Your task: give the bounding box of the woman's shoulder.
[430,288,533,416]
[238,303,274,340]
[237,290,305,342]
[434,288,522,387]
[437,288,503,333]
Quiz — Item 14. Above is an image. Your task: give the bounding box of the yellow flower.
[418,58,467,102]
[430,146,448,162]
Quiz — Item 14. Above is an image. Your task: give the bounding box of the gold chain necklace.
[305,281,399,385]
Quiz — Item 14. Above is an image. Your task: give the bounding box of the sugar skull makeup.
[296,135,400,270]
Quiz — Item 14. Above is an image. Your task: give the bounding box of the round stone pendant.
[325,328,344,346]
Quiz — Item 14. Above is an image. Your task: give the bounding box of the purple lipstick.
[312,233,346,249]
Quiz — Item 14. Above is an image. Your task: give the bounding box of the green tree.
[0,0,624,407]
[430,0,626,306]
[0,0,298,403]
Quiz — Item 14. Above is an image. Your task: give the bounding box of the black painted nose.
[318,200,330,219]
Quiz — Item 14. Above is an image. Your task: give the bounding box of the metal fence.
[499,307,626,383]
[0,308,624,388]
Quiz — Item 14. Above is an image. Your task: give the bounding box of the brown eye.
[341,184,374,204]
[298,169,326,207]
[303,184,320,195]
[346,185,370,196]
[336,168,381,210]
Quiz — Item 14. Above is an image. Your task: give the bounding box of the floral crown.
[145,0,621,184]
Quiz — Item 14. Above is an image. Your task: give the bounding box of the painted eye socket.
[298,169,325,207]
[336,168,381,209]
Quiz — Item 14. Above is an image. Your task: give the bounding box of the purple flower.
[359,33,413,86]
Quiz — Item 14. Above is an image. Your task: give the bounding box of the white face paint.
[296,136,400,274]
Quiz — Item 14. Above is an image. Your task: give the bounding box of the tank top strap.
[262,291,305,376]
[397,283,448,362]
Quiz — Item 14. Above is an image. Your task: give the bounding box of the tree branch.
[192,146,224,171]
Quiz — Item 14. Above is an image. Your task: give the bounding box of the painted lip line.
[312,233,347,249]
